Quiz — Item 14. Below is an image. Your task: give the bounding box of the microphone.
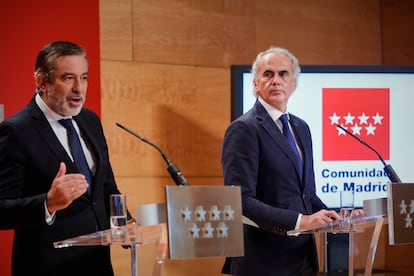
[116,122,189,186]
[336,124,401,183]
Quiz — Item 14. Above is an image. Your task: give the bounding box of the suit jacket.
[221,100,326,276]
[0,96,121,276]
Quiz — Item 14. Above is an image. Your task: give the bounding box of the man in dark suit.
[221,46,340,276]
[0,41,130,275]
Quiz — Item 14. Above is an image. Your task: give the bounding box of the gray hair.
[251,46,301,82]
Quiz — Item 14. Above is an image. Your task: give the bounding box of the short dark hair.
[34,41,88,85]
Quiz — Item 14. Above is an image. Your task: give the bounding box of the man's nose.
[271,74,282,85]
[72,78,86,92]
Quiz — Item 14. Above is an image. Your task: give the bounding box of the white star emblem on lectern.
[217,222,229,238]
[188,223,200,238]
[209,205,221,221]
[181,207,192,221]
[405,214,413,228]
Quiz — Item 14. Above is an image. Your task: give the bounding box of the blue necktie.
[280,114,303,177]
[59,119,93,195]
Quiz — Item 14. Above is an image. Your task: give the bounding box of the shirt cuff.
[44,200,56,225]
[295,213,302,230]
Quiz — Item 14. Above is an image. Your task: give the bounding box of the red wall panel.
[0,1,101,275]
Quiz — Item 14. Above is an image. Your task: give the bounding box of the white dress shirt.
[35,93,95,224]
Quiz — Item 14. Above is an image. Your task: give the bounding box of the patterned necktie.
[279,114,303,177]
[59,118,92,195]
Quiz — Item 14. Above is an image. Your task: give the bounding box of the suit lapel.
[29,100,74,167]
[28,99,92,203]
[254,101,304,183]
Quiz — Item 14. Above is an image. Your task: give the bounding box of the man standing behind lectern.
[221,46,340,276]
[0,41,128,275]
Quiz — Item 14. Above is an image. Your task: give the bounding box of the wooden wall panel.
[100,0,133,60]
[255,0,382,65]
[163,257,224,276]
[101,60,229,178]
[380,0,414,65]
[114,176,224,208]
[131,0,256,67]
[114,245,225,276]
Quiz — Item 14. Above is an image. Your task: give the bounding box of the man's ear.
[34,74,48,93]
[253,78,259,93]
[292,80,297,91]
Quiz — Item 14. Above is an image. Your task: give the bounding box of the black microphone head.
[384,164,401,183]
[167,163,189,186]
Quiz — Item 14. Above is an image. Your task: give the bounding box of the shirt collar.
[258,96,289,121]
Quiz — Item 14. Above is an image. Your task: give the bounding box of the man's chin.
[70,107,82,116]
[62,106,82,117]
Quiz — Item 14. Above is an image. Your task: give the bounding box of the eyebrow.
[263,69,289,76]
[61,72,88,77]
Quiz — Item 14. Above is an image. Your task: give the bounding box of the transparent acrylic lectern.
[287,215,387,276]
[53,185,243,276]
[53,223,166,276]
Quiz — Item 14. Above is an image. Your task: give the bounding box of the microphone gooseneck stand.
[336,124,401,183]
[116,122,189,186]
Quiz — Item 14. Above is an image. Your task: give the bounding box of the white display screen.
[231,65,414,208]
